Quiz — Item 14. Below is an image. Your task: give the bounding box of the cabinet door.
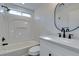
[51,44,79,56]
[40,39,55,56]
[40,39,79,56]
[40,44,49,56]
[40,44,55,56]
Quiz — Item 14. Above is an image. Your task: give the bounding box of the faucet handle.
[58,33,61,37]
[68,34,73,39]
[2,37,5,42]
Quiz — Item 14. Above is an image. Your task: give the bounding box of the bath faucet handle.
[2,37,5,42]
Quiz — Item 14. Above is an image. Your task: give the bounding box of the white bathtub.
[0,40,39,56]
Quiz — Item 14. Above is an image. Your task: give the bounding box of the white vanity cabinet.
[40,37,79,56]
[40,42,54,56]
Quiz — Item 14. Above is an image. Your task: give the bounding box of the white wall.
[34,3,59,39]
[34,3,79,40]
[1,3,79,44]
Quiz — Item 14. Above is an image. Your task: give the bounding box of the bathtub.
[0,40,39,56]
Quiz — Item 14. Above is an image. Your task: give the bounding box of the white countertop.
[40,35,79,50]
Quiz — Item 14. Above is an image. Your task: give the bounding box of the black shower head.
[1,5,10,12]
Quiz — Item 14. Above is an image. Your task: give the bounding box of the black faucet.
[1,37,8,46]
[61,28,66,38]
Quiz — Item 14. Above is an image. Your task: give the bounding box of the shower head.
[1,5,10,12]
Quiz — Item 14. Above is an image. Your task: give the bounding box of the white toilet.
[28,46,40,56]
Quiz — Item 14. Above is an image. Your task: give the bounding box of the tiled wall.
[8,14,34,44]
[0,13,36,44]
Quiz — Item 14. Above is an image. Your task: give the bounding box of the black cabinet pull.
[49,53,51,56]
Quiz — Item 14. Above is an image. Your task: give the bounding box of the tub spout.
[2,43,8,46]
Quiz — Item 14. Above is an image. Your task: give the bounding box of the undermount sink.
[40,35,79,56]
[40,35,79,50]
[59,37,79,43]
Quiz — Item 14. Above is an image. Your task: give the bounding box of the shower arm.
[1,5,10,12]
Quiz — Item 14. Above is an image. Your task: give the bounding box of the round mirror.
[54,3,79,32]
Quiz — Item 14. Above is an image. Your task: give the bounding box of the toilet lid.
[29,46,40,52]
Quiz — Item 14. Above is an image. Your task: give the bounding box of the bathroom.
[0,2,79,56]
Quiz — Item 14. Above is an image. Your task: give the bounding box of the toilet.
[28,46,40,56]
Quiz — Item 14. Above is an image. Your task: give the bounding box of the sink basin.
[40,35,79,50]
